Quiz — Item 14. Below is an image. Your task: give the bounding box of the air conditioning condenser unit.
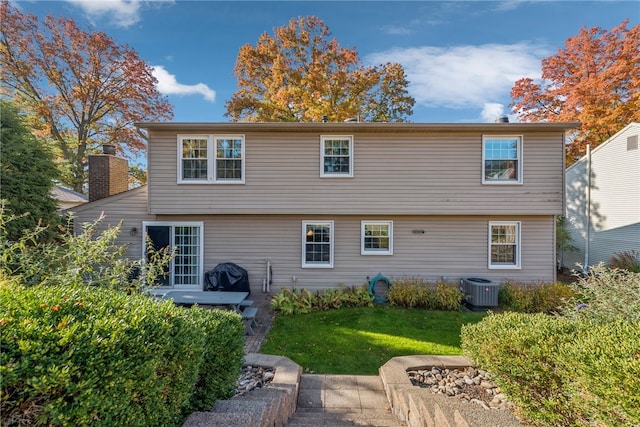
[460,277,499,309]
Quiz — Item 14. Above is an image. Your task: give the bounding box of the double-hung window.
[302,221,334,268]
[178,134,245,183]
[361,221,393,255]
[321,135,353,177]
[488,221,521,269]
[482,136,522,184]
[143,221,204,287]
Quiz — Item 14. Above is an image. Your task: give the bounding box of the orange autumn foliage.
[226,16,414,123]
[0,1,173,192]
[510,20,639,165]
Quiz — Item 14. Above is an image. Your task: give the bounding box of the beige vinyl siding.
[66,186,155,258]
[156,214,556,291]
[147,128,565,216]
[564,123,640,269]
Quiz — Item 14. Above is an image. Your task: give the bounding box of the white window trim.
[482,135,523,185]
[301,220,334,268]
[361,220,393,255]
[177,134,245,184]
[320,135,354,178]
[488,221,521,270]
[142,221,204,288]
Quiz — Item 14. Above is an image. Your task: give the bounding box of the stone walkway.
[286,374,406,426]
[242,291,275,354]
[184,293,527,427]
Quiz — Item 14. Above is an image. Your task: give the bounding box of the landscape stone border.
[182,353,301,427]
[379,355,523,427]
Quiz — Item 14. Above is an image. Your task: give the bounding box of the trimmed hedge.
[461,312,640,426]
[0,284,244,426]
[184,306,244,414]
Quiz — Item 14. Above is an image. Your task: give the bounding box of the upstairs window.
[321,135,353,177]
[488,221,521,269]
[361,221,393,255]
[178,134,245,183]
[180,136,209,180]
[215,137,243,181]
[482,136,522,184]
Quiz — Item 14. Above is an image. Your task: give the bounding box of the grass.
[259,306,486,375]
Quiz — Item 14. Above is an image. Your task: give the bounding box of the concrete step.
[286,409,406,426]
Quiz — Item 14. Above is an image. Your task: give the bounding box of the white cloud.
[365,43,546,114]
[66,0,141,28]
[152,66,216,102]
[65,0,174,29]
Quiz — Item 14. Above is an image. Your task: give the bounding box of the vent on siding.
[627,135,638,151]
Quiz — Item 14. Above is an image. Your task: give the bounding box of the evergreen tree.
[1,100,60,241]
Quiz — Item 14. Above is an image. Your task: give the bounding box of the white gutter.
[584,144,591,272]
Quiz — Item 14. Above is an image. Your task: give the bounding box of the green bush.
[1,213,173,292]
[183,307,244,413]
[387,277,463,311]
[498,280,575,314]
[461,312,640,426]
[563,264,640,323]
[0,284,245,426]
[270,285,373,315]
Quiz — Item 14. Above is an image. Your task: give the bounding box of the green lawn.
[259,306,486,375]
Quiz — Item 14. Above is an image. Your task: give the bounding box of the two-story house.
[69,121,578,293]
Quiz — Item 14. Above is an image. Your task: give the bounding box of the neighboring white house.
[51,186,88,213]
[563,122,640,272]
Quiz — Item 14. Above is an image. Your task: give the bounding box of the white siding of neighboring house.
[564,123,640,271]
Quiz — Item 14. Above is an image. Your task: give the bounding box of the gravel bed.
[234,365,274,396]
[408,366,513,410]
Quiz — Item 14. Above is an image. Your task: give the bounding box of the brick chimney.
[88,144,128,202]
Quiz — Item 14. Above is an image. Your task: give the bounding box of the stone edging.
[182,353,301,427]
[379,355,523,427]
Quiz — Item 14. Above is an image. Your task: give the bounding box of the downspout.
[584,144,591,273]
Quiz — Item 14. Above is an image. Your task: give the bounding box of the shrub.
[461,312,640,426]
[1,213,173,292]
[270,285,373,315]
[608,250,640,273]
[387,276,431,308]
[182,307,244,413]
[498,280,575,314]
[1,285,198,426]
[0,284,245,426]
[498,279,536,312]
[387,276,463,310]
[563,264,640,323]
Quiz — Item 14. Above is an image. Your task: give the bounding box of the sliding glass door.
[143,222,203,288]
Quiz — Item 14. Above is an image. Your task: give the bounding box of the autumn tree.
[225,16,415,123]
[0,1,173,192]
[510,20,640,164]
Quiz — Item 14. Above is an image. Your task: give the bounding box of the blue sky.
[16,0,639,123]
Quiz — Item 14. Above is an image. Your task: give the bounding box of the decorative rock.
[234,365,275,396]
[407,366,510,410]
